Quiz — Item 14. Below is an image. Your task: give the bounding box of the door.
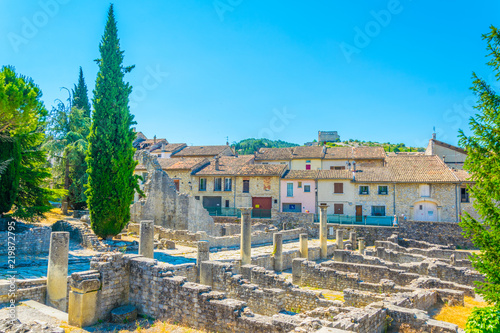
[414,202,437,221]
[334,203,344,215]
[252,197,272,218]
[202,196,222,215]
[356,205,362,222]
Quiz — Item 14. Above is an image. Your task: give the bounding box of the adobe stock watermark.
[129,65,169,109]
[7,0,71,53]
[258,107,296,140]
[213,0,243,22]
[339,0,409,63]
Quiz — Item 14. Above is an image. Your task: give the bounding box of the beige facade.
[353,182,395,217]
[291,159,322,171]
[317,179,355,215]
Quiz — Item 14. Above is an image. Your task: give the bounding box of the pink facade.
[280,179,317,214]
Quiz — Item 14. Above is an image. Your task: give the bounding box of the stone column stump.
[299,233,308,259]
[273,232,283,272]
[68,271,101,327]
[319,204,329,259]
[240,207,253,265]
[46,231,69,311]
[197,241,210,282]
[336,229,344,250]
[139,220,154,259]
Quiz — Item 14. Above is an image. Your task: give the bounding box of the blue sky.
[1,1,499,147]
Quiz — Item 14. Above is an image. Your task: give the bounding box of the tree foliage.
[86,4,140,238]
[72,67,91,118]
[458,26,500,307]
[232,138,298,154]
[0,66,62,220]
[0,137,21,214]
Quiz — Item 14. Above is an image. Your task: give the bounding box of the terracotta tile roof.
[291,146,326,159]
[453,169,473,183]
[352,167,393,182]
[254,148,293,161]
[135,157,209,171]
[193,155,254,176]
[283,170,319,179]
[352,147,386,159]
[236,164,287,176]
[317,170,353,179]
[171,145,233,157]
[385,155,458,183]
[135,138,168,150]
[150,143,187,153]
[323,147,353,159]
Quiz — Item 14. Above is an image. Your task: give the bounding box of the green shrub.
[465,306,500,333]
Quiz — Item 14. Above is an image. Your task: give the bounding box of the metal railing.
[314,214,395,226]
[204,207,273,219]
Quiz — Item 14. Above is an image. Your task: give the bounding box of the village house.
[171,144,235,158]
[280,170,318,214]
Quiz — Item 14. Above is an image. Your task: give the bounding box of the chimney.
[346,162,351,171]
[322,145,327,154]
[132,127,136,132]
[352,161,356,171]
[215,156,220,171]
[154,135,157,144]
[352,171,356,182]
[432,133,436,140]
[161,142,166,152]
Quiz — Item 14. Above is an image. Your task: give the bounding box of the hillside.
[328,139,425,152]
[232,138,299,155]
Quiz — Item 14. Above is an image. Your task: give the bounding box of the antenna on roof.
[432,127,436,140]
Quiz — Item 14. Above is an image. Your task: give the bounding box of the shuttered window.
[334,183,343,193]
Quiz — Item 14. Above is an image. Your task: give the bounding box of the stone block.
[111,305,138,323]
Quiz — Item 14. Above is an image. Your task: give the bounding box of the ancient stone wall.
[0,226,51,255]
[398,220,474,248]
[130,151,216,235]
[52,220,105,251]
[0,278,47,304]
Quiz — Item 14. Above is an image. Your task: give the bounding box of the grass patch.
[433,296,488,329]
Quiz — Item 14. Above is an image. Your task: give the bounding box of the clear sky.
[1,1,499,147]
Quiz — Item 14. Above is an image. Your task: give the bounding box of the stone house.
[425,135,467,170]
[190,155,254,212]
[149,143,187,158]
[171,145,235,159]
[316,170,354,216]
[254,147,293,168]
[281,170,318,214]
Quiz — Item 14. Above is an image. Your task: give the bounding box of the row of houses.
[134,134,475,223]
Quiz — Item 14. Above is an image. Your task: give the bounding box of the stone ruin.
[0,205,484,333]
[130,150,216,235]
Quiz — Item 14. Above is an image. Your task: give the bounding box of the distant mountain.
[232,138,299,155]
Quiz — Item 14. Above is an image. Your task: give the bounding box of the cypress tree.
[72,67,91,118]
[86,4,138,238]
[459,26,500,306]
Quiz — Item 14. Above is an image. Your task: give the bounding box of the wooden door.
[252,197,272,218]
[356,205,362,222]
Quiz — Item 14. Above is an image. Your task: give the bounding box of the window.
[306,160,311,163]
[287,183,293,197]
[331,166,345,170]
[173,179,180,191]
[334,203,344,214]
[214,178,222,191]
[243,180,250,193]
[199,178,207,191]
[306,164,311,170]
[224,178,232,191]
[420,184,430,197]
[371,206,386,216]
[461,188,470,203]
[359,186,369,195]
[298,181,302,188]
[304,184,311,192]
[334,183,343,194]
[195,196,200,200]
[225,200,230,208]
[378,186,388,195]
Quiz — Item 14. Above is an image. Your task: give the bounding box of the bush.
[465,306,500,333]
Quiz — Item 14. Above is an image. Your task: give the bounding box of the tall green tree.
[86,4,139,238]
[0,66,62,220]
[458,26,500,307]
[72,67,91,118]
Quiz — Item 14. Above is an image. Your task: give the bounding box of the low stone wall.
[52,220,105,251]
[0,278,47,304]
[0,226,51,255]
[127,223,305,250]
[399,220,474,249]
[272,212,315,234]
[83,253,309,332]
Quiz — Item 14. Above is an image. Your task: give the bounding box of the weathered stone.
[139,220,154,258]
[319,204,328,259]
[273,233,283,272]
[46,232,69,311]
[240,207,252,265]
[110,305,137,323]
[299,233,308,259]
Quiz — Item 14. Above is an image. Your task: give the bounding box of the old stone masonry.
[0,207,483,333]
